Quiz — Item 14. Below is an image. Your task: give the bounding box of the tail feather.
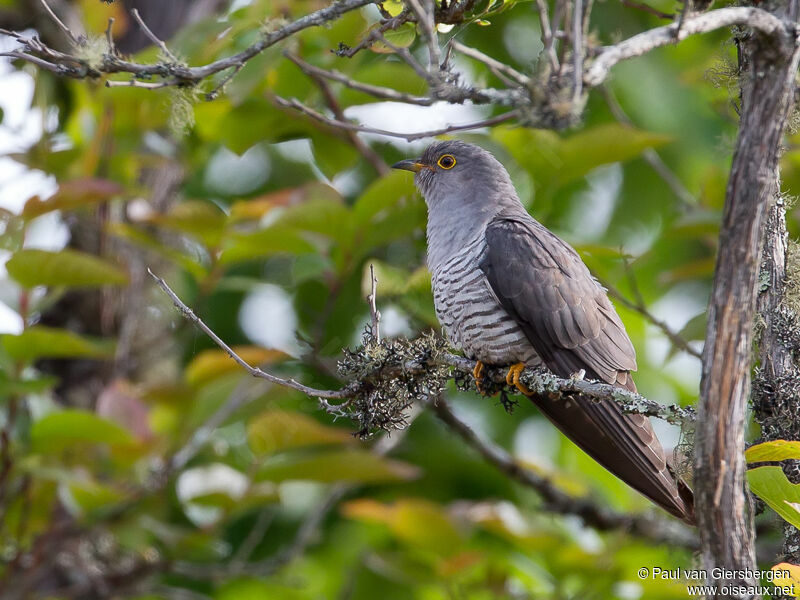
[529,371,695,524]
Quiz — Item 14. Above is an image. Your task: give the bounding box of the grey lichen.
[337,330,450,438]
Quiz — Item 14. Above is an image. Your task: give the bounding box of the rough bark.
[753,198,800,569]
[694,10,800,598]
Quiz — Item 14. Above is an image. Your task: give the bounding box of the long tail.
[529,374,695,524]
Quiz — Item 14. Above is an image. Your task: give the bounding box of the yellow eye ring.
[437,154,456,169]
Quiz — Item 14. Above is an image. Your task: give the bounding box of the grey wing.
[480,217,694,523]
[480,217,636,387]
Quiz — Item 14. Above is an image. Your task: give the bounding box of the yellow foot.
[472,360,496,396]
[505,362,532,396]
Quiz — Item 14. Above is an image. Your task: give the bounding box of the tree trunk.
[694,8,800,598]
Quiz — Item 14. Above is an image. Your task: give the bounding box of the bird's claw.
[472,360,497,396]
[505,362,532,396]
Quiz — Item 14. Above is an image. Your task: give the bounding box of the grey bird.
[393,140,694,524]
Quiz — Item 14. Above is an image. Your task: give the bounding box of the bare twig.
[429,397,697,546]
[104,18,116,57]
[273,95,520,141]
[37,0,79,45]
[600,278,703,360]
[285,53,434,106]
[105,79,175,89]
[535,0,559,72]
[601,85,696,210]
[585,7,792,86]
[406,0,441,69]
[307,71,391,176]
[372,30,430,81]
[205,63,244,101]
[168,380,265,474]
[148,269,356,401]
[4,0,378,85]
[173,406,422,580]
[451,40,530,86]
[130,8,178,62]
[368,263,381,342]
[572,0,584,106]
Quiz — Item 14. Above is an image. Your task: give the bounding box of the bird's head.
[392,140,513,204]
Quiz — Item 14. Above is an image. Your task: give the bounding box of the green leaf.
[68,479,125,514]
[746,440,800,463]
[219,227,317,264]
[6,249,129,288]
[247,410,352,455]
[22,179,122,219]
[494,124,671,197]
[352,172,424,258]
[255,449,419,483]
[144,200,228,248]
[380,0,404,17]
[747,466,800,529]
[310,131,359,178]
[0,372,58,396]
[342,498,464,555]
[194,98,311,153]
[2,326,115,361]
[31,409,134,453]
[373,22,416,52]
[185,346,286,387]
[216,578,308,600]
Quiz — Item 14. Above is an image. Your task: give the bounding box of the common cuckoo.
[393,140,694,524]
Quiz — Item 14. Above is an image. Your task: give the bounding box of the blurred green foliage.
[0,0,797,597]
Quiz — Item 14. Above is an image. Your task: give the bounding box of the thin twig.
[148,269,356,401]
[372,31,430,81]
[585,7,792,86]
[572,0,584,106]
[535,0,559,73]
[406,0,441,69]
[130,8,178,61]
[104,18,116,57]
[309,73,391,175]
[205,63,244,101]
[37,0,79,45]
[168,380,265,474]
[173,406,422,580]
[451,40,530,86]
[105,79,175,89]
[601,85,696,209]
[285,53,433,106]
[368,263,381,342]
[273,95,520,141]
[430,397,698,547]
[602,279,703,360]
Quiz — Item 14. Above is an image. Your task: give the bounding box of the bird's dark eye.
[437,154,456,169]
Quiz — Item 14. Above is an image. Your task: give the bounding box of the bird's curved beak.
[391,158,425,172]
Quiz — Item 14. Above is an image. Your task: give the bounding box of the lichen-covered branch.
[1,1,794,137]
[150,269,695,433]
